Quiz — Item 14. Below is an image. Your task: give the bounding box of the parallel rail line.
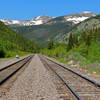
[40,56,83,100]
[44,55,100,87]
[0,55,33,85]
[41,55,100,100]
[0,56,31,71]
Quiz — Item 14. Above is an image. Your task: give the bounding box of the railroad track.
[0,55,33,85]
[40,55,100,100]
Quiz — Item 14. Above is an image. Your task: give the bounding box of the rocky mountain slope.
[59,15,100,43]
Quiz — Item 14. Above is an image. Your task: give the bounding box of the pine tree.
[47,41,54,49]
[67,33,74,51]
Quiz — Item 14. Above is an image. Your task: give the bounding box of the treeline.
[41,41,66,58]
[66,27,100,65]
[67,28,100,51]
[0,21,38,57]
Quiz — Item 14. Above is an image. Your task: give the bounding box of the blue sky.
[0,0,99,20]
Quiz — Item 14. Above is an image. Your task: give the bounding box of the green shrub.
[0,49,6,57]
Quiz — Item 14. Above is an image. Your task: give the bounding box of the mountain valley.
[1,11,96,46]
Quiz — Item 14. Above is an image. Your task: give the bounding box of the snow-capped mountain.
[0,16,53,26]
[0,11,96,26]
[47,11,96,24]
[7,11,98,46]
[64,11,96,24]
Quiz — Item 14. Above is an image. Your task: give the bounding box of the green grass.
[41,42,100,65]
[6,50,30,57]
[66,42,100,66]
[87,68,100,74]
[41,43,67,58]
[0,50,31,59]
[54,57,68,64]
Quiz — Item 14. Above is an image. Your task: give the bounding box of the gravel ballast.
[0,54,60,100]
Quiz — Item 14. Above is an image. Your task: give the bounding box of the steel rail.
[0,55,33,85]
[44,55,100,87]
[40,56,83,100]
[0,55,32,71]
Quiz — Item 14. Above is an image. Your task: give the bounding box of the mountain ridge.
[0,11,96,26]
[0,16,53,26]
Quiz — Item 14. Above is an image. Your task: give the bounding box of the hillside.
[0,21,38,57]
[11,21,75,46]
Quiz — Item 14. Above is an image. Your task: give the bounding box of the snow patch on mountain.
[0,19,44,26]
[12,20,20,24]
[0,16,53,26]
[31,20,43,25]
[62,11,96,24]
[65,16,89,24]
[82,11,92,14]
[35,16,42,20]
